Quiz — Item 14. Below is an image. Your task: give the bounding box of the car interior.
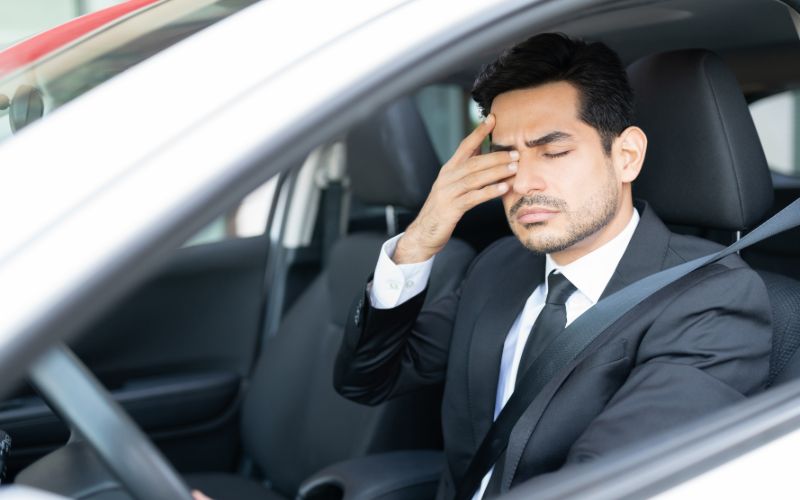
[3,0,800,498]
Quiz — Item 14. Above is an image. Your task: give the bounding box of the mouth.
[515,206,559,224]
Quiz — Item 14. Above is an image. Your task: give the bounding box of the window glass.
[414,84,491,163]
[184,175,279,246]
[749,90,800,176]
[415,85,472,163]
[0,0,259,144]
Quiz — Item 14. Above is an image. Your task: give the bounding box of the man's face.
[490,81,625,259]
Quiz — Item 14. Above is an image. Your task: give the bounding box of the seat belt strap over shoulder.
[455,197,800,500]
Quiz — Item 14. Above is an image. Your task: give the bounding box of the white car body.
[0,0,797,497]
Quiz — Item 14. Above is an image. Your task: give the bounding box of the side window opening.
[414,84,476,164]
[184,176,279,247]
[749,90,800,177]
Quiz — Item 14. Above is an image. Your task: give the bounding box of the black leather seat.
[627,49,800,388]
[185,97,474,499]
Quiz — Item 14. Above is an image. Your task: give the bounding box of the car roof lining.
[441,0,800,98]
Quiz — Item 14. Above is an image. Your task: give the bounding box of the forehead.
[490,81,585,142]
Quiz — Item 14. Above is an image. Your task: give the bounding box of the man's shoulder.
[637,202,751,272]
[657,231,771,329]
[665,231,751,272]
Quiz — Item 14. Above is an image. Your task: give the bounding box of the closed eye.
[544,151,571,159]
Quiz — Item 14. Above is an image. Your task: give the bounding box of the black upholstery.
[759,271,800,386]
[744,185,800,281]
[188,97,475,499]
[629,50,800,389]
[347,96,441,209]
[239,236,472,498]
[628,49,774,230]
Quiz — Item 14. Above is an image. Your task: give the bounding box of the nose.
[511,155,547,195]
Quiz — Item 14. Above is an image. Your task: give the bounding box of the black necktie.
[516,271,577,384]
[470,272,578,499]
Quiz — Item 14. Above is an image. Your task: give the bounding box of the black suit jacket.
[334,203,772,498]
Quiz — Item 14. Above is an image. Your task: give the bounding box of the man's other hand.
[192,490,213,500]
[393,113,518,264]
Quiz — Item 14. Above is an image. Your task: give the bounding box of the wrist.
[392,231,437,264]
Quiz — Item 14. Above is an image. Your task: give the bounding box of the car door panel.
[1,235,269,478]
[72,235,268,380]
[1,371,241,476]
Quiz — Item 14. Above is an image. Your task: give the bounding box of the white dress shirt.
[369,210,640,499]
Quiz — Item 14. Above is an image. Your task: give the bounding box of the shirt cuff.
[368,232,435,309]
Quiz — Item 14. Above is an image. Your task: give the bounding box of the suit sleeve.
[564,265,772,463]
[333,284,459,405]
[334,235,495,406]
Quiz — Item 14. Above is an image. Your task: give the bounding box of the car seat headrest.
[628,49,773,230]
[346,96,441,210]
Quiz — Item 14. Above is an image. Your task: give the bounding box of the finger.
[456,162,518,194]
[457,181,509,211]
[192,490,214,500]
[449,150,519,181]
[452,114,495,163]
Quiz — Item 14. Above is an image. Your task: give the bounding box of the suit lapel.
[499,201,675,490]
[601,201,673,299]
[467,247,544,449]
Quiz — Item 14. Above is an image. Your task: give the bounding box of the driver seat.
[627,49,800,390]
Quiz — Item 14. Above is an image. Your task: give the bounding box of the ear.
[614,126,647,183]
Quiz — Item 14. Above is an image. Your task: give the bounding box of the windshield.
[0,0,259,144]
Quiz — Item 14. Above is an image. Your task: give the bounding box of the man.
[334,33,771,499]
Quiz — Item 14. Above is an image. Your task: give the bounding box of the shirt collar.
[544,208,640,304]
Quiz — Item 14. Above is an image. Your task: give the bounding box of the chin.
[513,227,567,255]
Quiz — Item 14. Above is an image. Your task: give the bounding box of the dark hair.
[471,33,634,154]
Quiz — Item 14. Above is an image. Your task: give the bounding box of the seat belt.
[455,197,800,500]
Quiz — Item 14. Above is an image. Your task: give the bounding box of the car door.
[0,0,287,478]
[0,175,284,478]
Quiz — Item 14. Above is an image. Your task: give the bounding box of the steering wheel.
[24,344,195,500]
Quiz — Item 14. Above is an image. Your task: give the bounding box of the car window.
[0,0,259,144]
[749,89,800,176]
[415,84,481,163]
[184,175,279,246]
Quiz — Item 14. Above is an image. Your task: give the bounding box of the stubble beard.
[508,167,620,255]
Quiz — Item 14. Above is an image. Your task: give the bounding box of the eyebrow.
[490,131,574,152]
